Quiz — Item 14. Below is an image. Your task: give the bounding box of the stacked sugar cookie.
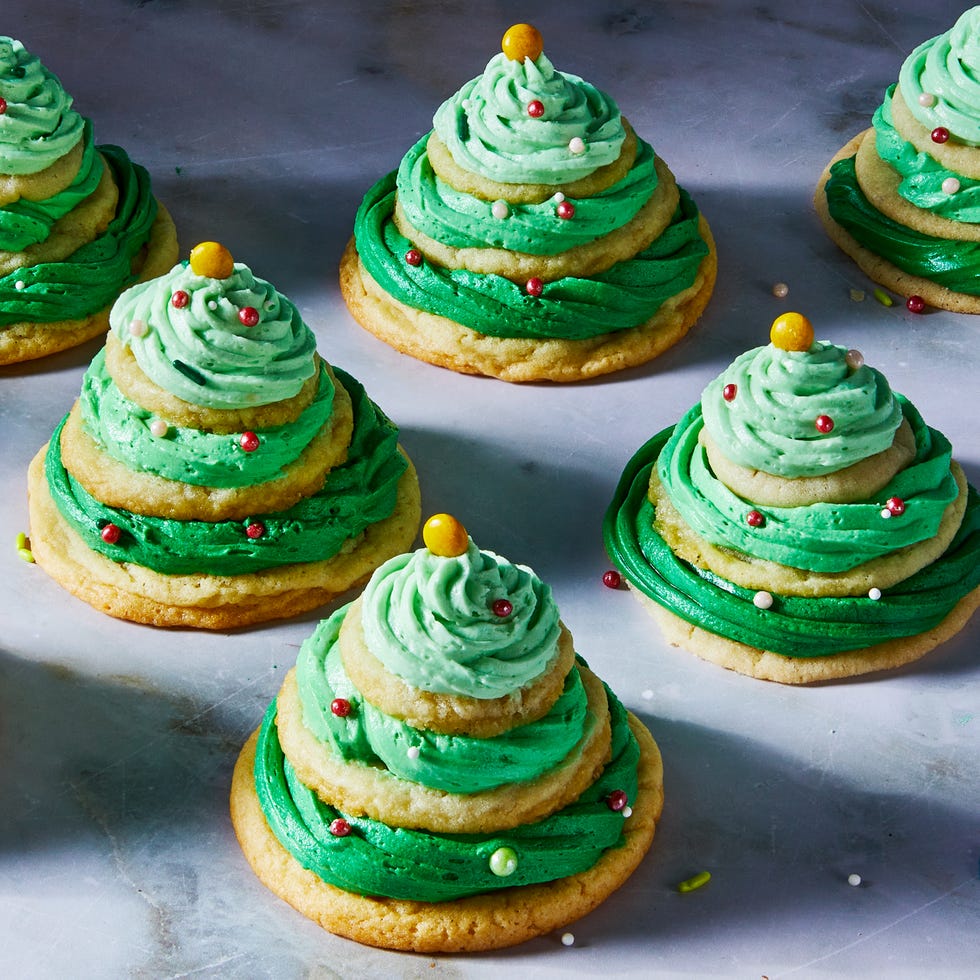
[27,242,420,628]
[605,313,980,683]
[231,515,663,952]
[816,6,980,312]
[0,35,177,364]
[341,24,716,382]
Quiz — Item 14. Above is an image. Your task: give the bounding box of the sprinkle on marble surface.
[677,871,711,893]
[561,932,575,946]
[771,281,789,298]
[848,873,862,887]
[873,288,893,307]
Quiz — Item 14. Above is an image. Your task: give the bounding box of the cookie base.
[230,715,663,952]
[339,219,717,383]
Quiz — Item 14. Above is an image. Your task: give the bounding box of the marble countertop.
[1,1,977,977]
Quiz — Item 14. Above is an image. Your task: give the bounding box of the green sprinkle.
[489,846,518,877]
[16,532,27,550]
[677,870,711,893]
[172,358,207,386]
[18,548,35,564]
[873,288,893,307]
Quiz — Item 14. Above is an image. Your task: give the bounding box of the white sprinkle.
[406,746,420,760]
[568,136,586,155]
[845,348,865,371]
[918,92,937,107]
[128,318,148,337]
[14,280,25,291]
[149,419,168,438]
[621,806,633,818]
[880,508,892,519]
[641,689,654,700]
[868,587,882,601]
[772,282,789,298]
[942,176,961,195]
[553,192,566,203]
[849,288,865,302]
[848,873,862,887]
[207,300,218,310]
[561,932,575,947]
[491,200,510,220]
[753,590,774,610]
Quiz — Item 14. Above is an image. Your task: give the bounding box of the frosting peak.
[360,536,562,698]
[109,257,317,410]
[432,50,625,185]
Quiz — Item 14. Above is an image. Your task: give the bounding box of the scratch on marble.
[856,2,904,53]
[164,953,249,978]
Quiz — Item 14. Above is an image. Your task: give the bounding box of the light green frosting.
[295,608,591,794]
[0,37,85,175]
[110,261,317,410]
[360,539,562,698]
[432,52,625,184]
[899,8,980,145]
[701,341,902,478]
[78,349,336,488]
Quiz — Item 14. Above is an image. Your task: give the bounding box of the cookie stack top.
[238,514,662,950]
[605,314,980,680]
[29,242,420,628]
[816,7,980,311]
[0,36,177,363]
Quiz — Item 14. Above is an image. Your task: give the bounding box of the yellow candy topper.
[423,514,469,557]
[770,312,814,352]
[189,241,234,279]
[501,24,543,62]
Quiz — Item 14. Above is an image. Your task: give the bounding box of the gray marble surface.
[1,1,978,977]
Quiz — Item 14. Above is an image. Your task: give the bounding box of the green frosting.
[660,398,958,573]
[254,683,640,902]
[295,608,591,793]
[360,539,562,698]
[0,120,103,250]
[0,37,85,175]
[702,341,903,478]
[898,8,980,145]
[44,369,406,575]
[823,154,980,293]
[110,260,317,410]
[0,144,160,326]
[604,428,980,657]
[397,131,659,253]
[873,87,980,221]
[355,169,708,340]
[432,52,625,185]
[78,350,336,488]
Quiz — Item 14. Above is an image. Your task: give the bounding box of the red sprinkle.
[815,414,835,433]
[329,818,351,837]
[0,98,6,115]
[906,295,926,314]
[886,496,906,516]
[100,523,121,544]
[245,521,265,539]
[331,698,352,717]
[606,789,629,812]
[722,383,737,402]
[931,127,950,144]
[492,598,513,617]
[171,289,189,309]
[527,99,545,118]
[526,277,544,297]
[238,306,260,327]
[405,248,422,267]
[556,201,576,220]
[747,510,766,528]
[602,569,622,589]
[240,431,260,452]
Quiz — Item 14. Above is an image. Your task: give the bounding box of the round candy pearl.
[128,319,148,338]
[405,248,422,267]
[240,431,260,452]
[746,510,766,528]
[602,569,622,589]
[149,419,169,438]
[492,598,513,617]
[100,523,121,544]
[525,277,544,297]
[238,306,260,327]
[171,290,189,309]
[886,496,906,516]
[845,348,865,371]
[918,92,937,107]
[561,933,575,947]
[848,873,862,887]
[527,99,545,118]
[553,192,566,203]
[329,818,351,837]
[330,698,352,717]
[556,201,575,220]
[406,746,420,760]
[753,590,773,609]
[722,383,737,402]
[14,280,25,290]
[491,200,510,220]
[489,846,519,877]
[606,789,628,812]
[942,176,960,195]
[501,23,543,62]
[568,136,586,155]
[423,514,468,557]
[770,312,814,351]
[772,282,789,298]
[815,414,835,434]
[868,587,882,601]
[246,522,265,539]
[931,126,950,144]
[0,97,6,115]
[189,241,234,278]
[906,295,925,314]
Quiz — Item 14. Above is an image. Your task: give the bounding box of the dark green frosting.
[823,154,980,294]
[0,142,160,326]
[604,428,980,658]
[253,675,640,902]
[353,170,709,340]
[44,368,407,576]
